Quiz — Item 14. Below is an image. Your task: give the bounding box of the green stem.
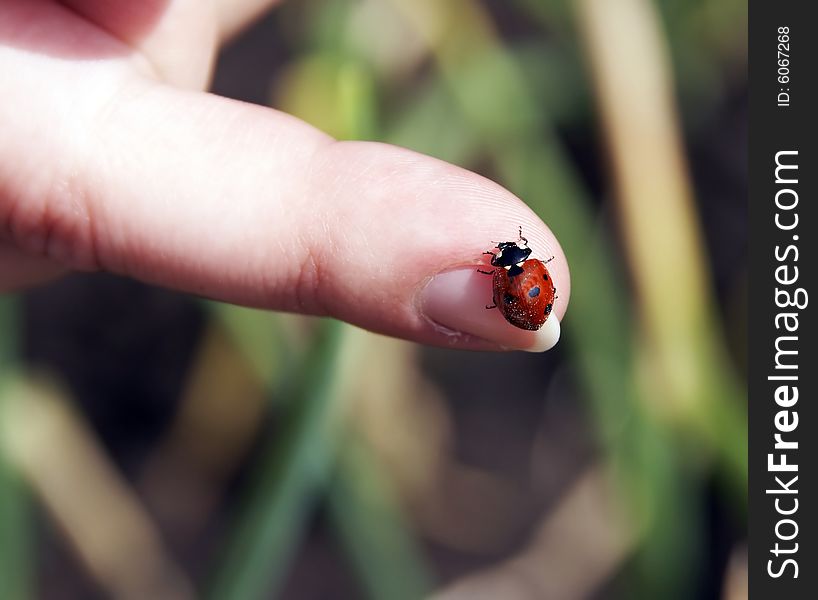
[329,438,433,600]
[0,295,33,600]
[208,320,348,600]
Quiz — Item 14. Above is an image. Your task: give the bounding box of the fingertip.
[306,141,570,351]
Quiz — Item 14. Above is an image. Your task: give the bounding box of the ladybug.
[478,228,556,331]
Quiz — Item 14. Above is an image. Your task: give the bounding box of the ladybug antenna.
[518,226,528,246]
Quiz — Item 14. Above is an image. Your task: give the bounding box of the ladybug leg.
[544,255,555,264]
[477,269,495,275]
[482,251,500,268]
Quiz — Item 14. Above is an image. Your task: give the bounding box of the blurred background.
[0,0,747,598]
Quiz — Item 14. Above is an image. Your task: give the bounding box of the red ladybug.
[478,228,556,331]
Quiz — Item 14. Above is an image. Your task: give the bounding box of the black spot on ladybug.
[528,286,541,298]
[543,273,549,281]
[507,264,524,277]
[545,303,553,315]
[503,293,517,305]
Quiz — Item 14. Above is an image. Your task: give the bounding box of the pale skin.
[0,0,570,351]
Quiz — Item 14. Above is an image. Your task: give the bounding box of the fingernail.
[420,268,561,352]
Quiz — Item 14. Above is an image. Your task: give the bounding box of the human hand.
[0,0,569,351]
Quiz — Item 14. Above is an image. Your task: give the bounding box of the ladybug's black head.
[490,242,532,269]
[496,241,519,250]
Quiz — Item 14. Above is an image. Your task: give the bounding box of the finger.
[4,83,570,352]
[59,0,284,90]
[60,0,218,89]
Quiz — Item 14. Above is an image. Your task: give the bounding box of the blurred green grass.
[0,297,33,600]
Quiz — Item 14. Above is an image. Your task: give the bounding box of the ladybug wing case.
[492,261,555,331]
